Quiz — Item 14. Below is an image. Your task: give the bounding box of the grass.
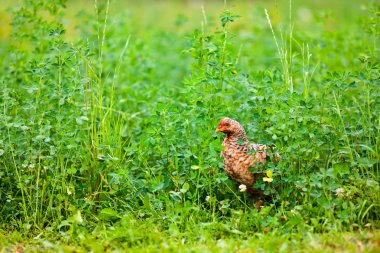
[1,229,380,252]
[0,0,379,252]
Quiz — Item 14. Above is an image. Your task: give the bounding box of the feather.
[215,117,280,195]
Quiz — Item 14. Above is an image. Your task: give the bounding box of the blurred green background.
[1,0,374,75]
[0,0,373,41]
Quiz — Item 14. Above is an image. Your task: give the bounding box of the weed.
[0,0,379,251]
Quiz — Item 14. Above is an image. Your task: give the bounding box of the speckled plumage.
[215,117,280,194]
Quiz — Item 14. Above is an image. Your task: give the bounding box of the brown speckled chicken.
[215,117,280,195]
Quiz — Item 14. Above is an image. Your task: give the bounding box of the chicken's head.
[215,117,242,135]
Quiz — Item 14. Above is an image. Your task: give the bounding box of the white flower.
[217,239,227,248]
[239,184,247,192]
[20,125,29,131]
[205,196,211,202]
[335,188,345,198]
[291,209,298,216]
[74,210,83,223]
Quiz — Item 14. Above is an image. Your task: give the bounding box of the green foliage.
[0,0,379,251]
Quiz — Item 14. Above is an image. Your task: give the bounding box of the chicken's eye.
[224,123,230,127]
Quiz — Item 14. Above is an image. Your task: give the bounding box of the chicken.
[215,117,280,196]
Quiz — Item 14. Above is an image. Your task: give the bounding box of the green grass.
[1,229,380,252]
[0,0,379,252]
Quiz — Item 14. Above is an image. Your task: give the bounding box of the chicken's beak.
[215,128,222,133]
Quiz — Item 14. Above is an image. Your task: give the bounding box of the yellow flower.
[263,169,273,182]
